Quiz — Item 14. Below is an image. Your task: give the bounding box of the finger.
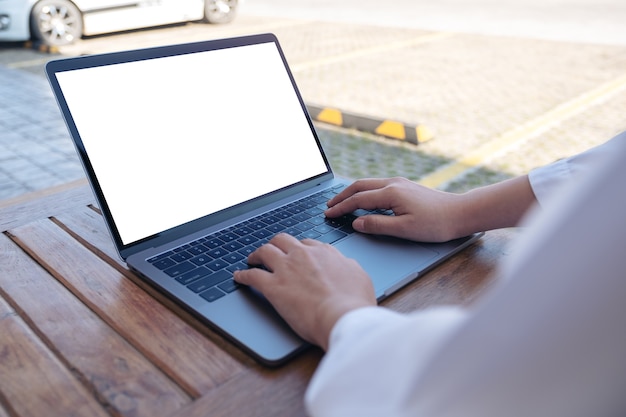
[300,238,326,247]
[233,267,273,290]
[265,232,302,253]
[352,213,407,238]
[246,240,285,271]
[325,187,394,218]
[327,178,390,208]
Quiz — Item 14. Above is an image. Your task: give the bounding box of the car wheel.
[30,0,83,46]
[204,0,238,24]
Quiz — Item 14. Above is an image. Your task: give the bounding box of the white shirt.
[305,132,626,417]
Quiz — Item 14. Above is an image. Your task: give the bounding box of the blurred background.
[1,0,626,202]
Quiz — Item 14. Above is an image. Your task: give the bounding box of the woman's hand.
[325,176,537,242]
[325,177,463,242]
[233,233,376,351]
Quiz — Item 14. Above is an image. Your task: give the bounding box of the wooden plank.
[0,233,191,417]
[0,182,93,232]
[50,206,255,362]
[8,218,244,398]
[173,351,322,417]
[0,179,88,210]
[52,205,125,269]
[0,293,109,417]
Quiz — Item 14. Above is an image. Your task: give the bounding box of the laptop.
[46,33,482,366]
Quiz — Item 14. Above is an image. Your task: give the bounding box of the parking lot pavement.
[2,14,626,202]
[0,65,85,201]
[0,57,436,202]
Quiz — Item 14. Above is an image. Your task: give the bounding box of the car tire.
[204,0,238,24]
[30,0,83,46]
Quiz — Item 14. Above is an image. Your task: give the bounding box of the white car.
[0,0,238,46]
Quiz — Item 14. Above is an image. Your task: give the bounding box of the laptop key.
[188,245,206,256]
[223,252,245,264]
[327,214,356,227]
[188,269,230,293]
[205,237,225,248]
[292,213,311,222]
[249,221,265,230]
[176,266,211,285]
[207,247,228,258]
[266,223,286,234]
[237,235,256,246]
[223,241,244,251]
[308,216,326,225]
[294,221,314,232]
[220,232,239,242]
[283,227,301,237]
[252,229,272,239]
[190,254,213,266]
[163,261,195,277]
[171,251,193,262]
[314,224,334,234]
[279,218,297,228]
[218,279,239,293]
[274,210,291,220]
[233,226,254,236]
[152,257,176,270]
[227,261,248,273]
[316,230,348,244]
[199,287,226,302]
[206,259,229,271]
[238,246,255,256]
[299,230,322,240]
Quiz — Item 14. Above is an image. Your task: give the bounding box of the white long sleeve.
[305,306,468,417]
[305,133,626,417]
[528,131,626,207]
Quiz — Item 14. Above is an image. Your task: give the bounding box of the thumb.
[233,268,271,289]
[352,214,400,236]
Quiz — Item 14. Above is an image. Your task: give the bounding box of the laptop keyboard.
[147,184,392,303]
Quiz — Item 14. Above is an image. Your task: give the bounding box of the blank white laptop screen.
[56,42,328,245]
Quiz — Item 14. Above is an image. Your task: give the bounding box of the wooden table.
[0,180,514,417]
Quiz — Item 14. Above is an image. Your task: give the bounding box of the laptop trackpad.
[334,234,439,298]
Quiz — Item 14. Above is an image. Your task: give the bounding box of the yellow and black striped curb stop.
[23,40,59,54]
[306,104,433,145]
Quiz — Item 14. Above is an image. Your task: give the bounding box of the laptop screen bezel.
[46,33,334,260]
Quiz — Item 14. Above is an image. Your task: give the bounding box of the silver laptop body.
[46,33,481,365]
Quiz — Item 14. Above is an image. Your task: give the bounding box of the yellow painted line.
[419,73,626,189]
[291,32,455,72]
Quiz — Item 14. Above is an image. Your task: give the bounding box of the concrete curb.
[306,104,433,145]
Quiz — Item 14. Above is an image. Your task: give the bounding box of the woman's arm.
[325,175,537,242]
